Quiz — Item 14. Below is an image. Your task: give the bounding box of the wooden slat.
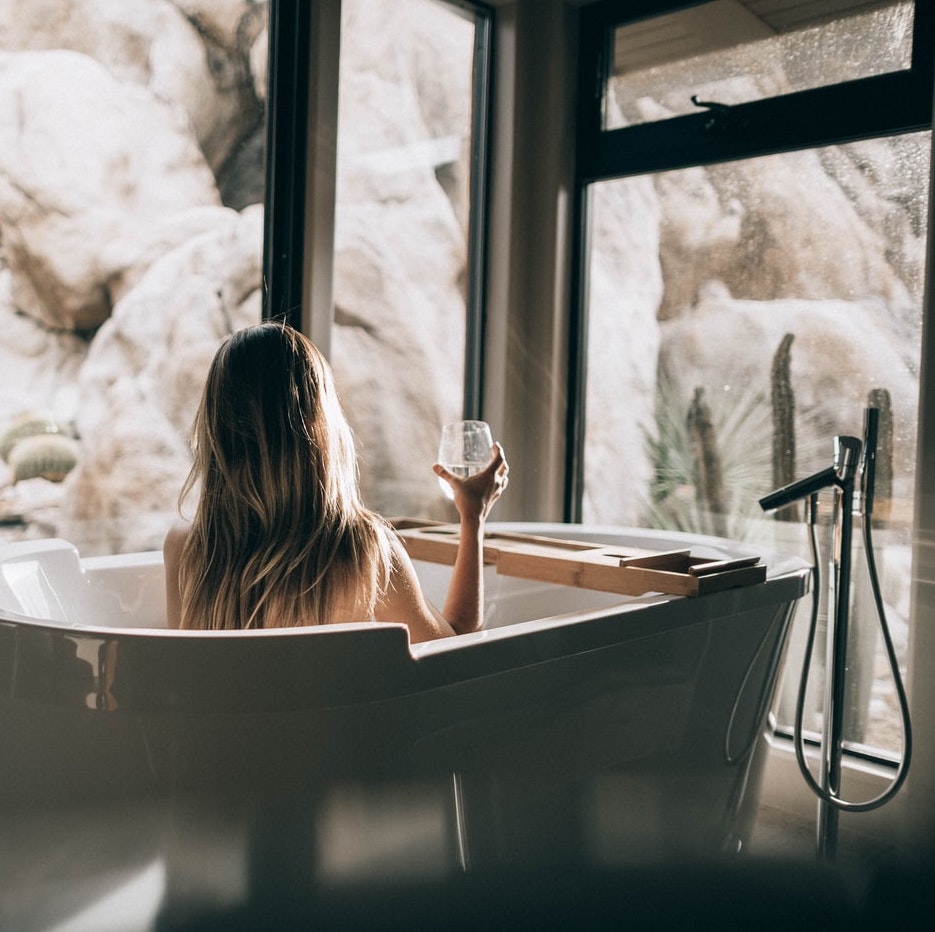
[688,555,761,576]
[391,520,766,598]
[695,563,767,594]
[619,550,692,570]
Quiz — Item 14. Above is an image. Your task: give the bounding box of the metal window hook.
[691,95,745,133]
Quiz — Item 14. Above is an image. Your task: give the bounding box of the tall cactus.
[687,386,727,537]
[770,333,796,521]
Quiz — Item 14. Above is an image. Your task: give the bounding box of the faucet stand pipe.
[816,478,855,862]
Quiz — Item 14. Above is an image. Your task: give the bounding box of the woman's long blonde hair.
[177,322,391,629]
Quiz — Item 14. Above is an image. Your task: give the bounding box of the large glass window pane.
[333,0,484,518]
[0,1,269,555]
[606,0,914,130]
[582,131,928,754]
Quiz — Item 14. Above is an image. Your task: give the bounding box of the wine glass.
[437,420,493,500]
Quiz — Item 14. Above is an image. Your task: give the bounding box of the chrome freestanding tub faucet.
[759,407,912,862]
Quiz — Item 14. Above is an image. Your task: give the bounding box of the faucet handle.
[833,435,862,481]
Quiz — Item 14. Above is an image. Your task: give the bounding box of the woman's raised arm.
[432,442,508,634]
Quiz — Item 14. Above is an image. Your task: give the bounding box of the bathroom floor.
[750,802,818,859]
[4,794,925,932]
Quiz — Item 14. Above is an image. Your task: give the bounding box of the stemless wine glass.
[437,420,493,500]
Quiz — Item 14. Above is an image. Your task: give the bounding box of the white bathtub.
[0,523,809,881]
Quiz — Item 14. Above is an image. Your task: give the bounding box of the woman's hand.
[434,441,509,523]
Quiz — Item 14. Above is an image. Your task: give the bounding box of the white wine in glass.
[437,420,493,500]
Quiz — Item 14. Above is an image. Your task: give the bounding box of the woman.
[163,322,508,641]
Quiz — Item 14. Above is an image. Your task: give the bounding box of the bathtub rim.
[0,574,809,717]
[0,522,811,638]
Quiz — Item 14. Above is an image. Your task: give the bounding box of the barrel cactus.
[8,433,80,484]
[0,417,61,462]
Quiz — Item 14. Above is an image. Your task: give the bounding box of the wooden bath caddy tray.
[392,519,766,598]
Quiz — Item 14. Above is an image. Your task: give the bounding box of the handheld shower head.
[860,408,878,516]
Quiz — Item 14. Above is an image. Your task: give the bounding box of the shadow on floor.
[156,854,935,932]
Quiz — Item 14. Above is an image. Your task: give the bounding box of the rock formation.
[0,0,927,566]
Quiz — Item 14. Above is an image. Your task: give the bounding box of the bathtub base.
[0,524,808,895]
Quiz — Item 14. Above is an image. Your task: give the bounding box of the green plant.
[643,368,772,540]
[8,434,80,484]
[771,333,797,521]
[0,417,60,462]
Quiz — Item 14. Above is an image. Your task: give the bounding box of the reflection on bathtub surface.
[0,523,809,911]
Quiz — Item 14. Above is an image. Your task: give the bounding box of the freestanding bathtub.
[0,522,808,911]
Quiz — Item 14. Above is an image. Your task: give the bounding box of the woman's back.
[164,322,508,641]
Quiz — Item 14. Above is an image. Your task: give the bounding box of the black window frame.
[262,0,312,329]
[566,0,935,520]
[262,0,494,420]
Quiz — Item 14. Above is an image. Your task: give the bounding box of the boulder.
[331,0,479,518]
[331,194,466,519]
[651,164,745,320]
[658,289,919,497]
[580,175,663,526]
[0,0,926,560]
[0,0,264,172]
[0,270,87,429]
[0,48,221,332]
[701,148,914,310]
[817,135,929,313]
[630,87,919,321]
[171,0,263,53]
[59,204,263,554]
[248,23,268,102]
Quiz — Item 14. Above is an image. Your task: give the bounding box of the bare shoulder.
[384,527,422,585]
[163,521,190,561]
[376,529,453,641]
[162,521,190,629]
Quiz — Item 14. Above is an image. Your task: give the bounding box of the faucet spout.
[759,435,862,514]
[758,465,838,513]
